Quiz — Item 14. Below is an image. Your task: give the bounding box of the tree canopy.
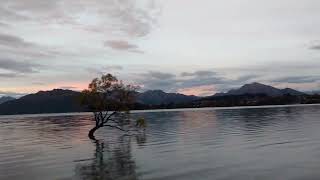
[80,73,142,140]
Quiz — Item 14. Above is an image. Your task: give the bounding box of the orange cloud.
[177,85,217,96]
[1,81,89,95]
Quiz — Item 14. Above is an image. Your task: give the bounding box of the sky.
[0,0,320,97]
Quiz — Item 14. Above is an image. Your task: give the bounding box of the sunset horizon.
[1,0,320,97]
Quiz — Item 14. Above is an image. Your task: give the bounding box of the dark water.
[1,105,320,180]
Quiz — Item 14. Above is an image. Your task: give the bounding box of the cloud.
[0,6,29,21]
[0,22,9,27]
[146,71,176,79]
[104,65,123,70]
[310,45,320,50]
[178,85,216,96]
[0,32,71,65]
[179,76,225,88]
[272,76,320,83]
[309,40,320,50]
[228,74,260,86]
[104,40,143,53]
[0,33,34,48]
[0,72,20,78]
[58,86,78,90]
[0,33,49,59]
[0,0,161,37]
[0,0,160,74]
[181,70,217,77]
[135,71,177,91]
[178,70,226,88]
[135,70,226,94]
[87,65,124,75]
[0,58,40,73]
[0,0,161,87]
[0,90,26,98]
[32,82,46,85]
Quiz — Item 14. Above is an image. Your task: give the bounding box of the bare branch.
[109,118,122,126]
[102,111,109,121]
[103,111,117,124]
[103,124,128,132]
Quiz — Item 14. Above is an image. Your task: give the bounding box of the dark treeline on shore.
[134,93,320,110]
[1,82,320,115]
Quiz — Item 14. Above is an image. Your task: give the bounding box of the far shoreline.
[1,103,320,118]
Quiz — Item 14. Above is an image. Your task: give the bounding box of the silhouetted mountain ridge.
[0,89,198,115]
[0,96,15,104]
[0,89,84,115]
[0,83,312,115]
[137,90,198,105]
[214,82,305,97]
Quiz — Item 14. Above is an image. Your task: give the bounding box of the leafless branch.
[103,125,128,132]
[103,111,117,124]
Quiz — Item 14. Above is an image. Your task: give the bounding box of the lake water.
[1,105,320,180]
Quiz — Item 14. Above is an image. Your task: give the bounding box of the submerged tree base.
[88,123,144,141]
[88,126,100,140]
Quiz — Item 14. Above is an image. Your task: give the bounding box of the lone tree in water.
[80,73,144,140]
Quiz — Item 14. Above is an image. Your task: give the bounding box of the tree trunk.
[88,125,100,140]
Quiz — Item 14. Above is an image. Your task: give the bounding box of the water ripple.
[1,105,320,179]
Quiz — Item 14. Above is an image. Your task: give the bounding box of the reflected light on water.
[1,105,320,179]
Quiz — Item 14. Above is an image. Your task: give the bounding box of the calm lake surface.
[1,105,320,180]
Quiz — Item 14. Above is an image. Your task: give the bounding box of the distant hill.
[215,82,305,97]
[137,90,198,105]
[0,96,15,104]
[281,88,305,96]
[0,89,199,115]
[192,83,311,108]
[0,83,311,115]
[0,89,85,115]
[305,90,320,95]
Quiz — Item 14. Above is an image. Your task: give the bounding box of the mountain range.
[0,89,198,115]
[0,82,310,115]
[136,90,198,105]
[214,82,305,97]
[0,96,15,104]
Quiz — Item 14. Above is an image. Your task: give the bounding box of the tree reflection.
[75,133,146,180]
